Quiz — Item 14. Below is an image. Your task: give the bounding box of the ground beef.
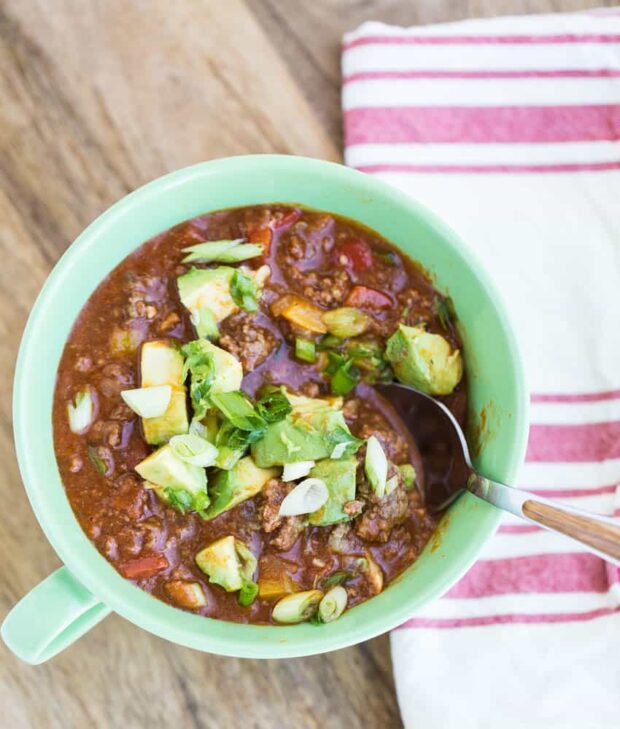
[354,485,409,544]
[284,267,351,308]
[124,274,166,321]
[327,523,361,555]
[258,479,287,533]
[270,518,304,551]
[219,312,279,371]
[257,479,303,551]
[96,362,134,398]
[357,416,410,464]
[398,286,435,326]
[89,419,124,448]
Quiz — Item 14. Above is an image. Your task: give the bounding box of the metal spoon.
[376,382,620,567]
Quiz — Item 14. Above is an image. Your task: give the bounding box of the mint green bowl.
[2,155,528,664]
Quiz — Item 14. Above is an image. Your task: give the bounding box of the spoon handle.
[468,474,620,567]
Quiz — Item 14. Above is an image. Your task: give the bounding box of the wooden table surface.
[0,1,613,727]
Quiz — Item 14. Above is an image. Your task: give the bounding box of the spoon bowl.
[377,381,620,567]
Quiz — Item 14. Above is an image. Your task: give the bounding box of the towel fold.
[342,9,620,729]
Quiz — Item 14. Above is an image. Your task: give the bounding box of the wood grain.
[0,0,615,727]
[523,500,620,561]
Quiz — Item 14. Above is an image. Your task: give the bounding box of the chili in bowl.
[2,156,528,662]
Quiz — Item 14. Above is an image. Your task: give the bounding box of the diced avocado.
[385,324,463,396]
[252,407,360,468]
[286,391,343,417]
[136,444,206,494]
[192,339,242,393]
[252,418,330,467]
[177,266,237,330]
[204,456,277,519]
[308,458,357,526]
[141,340,185,387]
[195,535,256,592]
[140,341,189,444]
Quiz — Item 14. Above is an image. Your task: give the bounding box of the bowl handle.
[1,566,110,664]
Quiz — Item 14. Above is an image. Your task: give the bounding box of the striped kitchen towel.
[342,9,620,729]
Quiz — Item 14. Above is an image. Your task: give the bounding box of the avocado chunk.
[251,418,331,467]
[195,536,257,592]
[308,458,357,526]
[252,407,361,468]
[385,324,463,396]
[178,267,237,337]
[199,340,243,393]
[140,341,189,445]
[136,444,208,513]
[204,456,277,519]
[183,338,243,422]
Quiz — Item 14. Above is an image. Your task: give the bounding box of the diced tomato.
[247,227,273,255]
[345,285,393,310]
[272,209,302,231]
[119,554,169,580]
[332,238,373,273]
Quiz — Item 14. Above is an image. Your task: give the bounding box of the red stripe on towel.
[531,390,620,403]
[345,106,620,144]
[445,553,610,598]
[526,422,620,462]
[399,605,620,629]
[344,69,620,82]
[343,34,620,50]
[354,161,620,174]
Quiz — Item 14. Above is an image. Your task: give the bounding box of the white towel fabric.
[342,9,620,729]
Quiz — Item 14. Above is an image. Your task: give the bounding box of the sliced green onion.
[238,581,259,607]
[214,421,252,470]
[272,590,323,624]
[182,239,264,264]
[330,359,361,396]
[318,586,347,623]
[210,391,265,433]
[434,296,453,331]
[330,443,347,459]
[194,491,211,518]
[169,434,218,467]
[278,478,328,517]
[255,390,292,424]
[87,445,107,475]
[164,487,194,512]
[230,269,260,312]
[191,306,220,341]
[320,570,353,589]
[317,333,343,351]
[322,307,371,338]
[67,387,96,434]
[327,426,364,459]
[281,460,315,482]
[295,337,317,363]
[399,464,416,490]
[376,250,399,266]
[182,341,216,421]
[385,475,399,495]
[316,334,343,352]
[365,436,388,497]
[121,385,172,419]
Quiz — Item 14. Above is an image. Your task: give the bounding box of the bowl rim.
[13,154,529,657]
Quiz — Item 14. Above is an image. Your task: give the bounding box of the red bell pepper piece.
[247,226,273,255]
[345,285,393,310]
[119,554,169,579]
[332,238,373,273]
[272,209,302,231]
